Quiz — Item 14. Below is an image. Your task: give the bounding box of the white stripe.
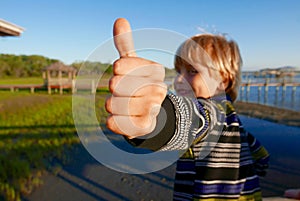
[205,151,240,158]
[227,122,240,126]
[202,157,240,163]
[195,161,240,168]
[194,142,242,149]
[195,178,246,185]
[222,130,241,136]
[197,193,240,198]
[194,147,241,153]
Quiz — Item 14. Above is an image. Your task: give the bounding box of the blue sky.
[1,0,300,70]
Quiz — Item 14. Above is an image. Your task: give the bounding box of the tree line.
[0,54,59,77]
[0,54,113,78]
[0,54,178,79]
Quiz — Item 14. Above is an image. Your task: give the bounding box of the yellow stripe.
[239,191,262,201]
[252,147,269,161]
[192,191,262,201]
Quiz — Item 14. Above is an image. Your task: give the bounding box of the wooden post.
[48,86,51,94]
[275,86,279,106]
[72,79,76,94]
[47,70,51,94]
[292,86,296,107]
[241,86,244,101]
[58,70,63,95]
[264,79,269,104]
[59,85,63,95]
[282,84,286,106]
[258,86,262,103]
[246,84,250,102]
[30,87,35,94]
[264,85,268,104]
[91,79,96,94]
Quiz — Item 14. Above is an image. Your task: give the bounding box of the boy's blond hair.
[175,34,242,101]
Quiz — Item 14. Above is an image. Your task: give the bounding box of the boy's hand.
[105,18,167,138]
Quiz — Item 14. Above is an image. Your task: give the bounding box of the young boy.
[106,18,269,200]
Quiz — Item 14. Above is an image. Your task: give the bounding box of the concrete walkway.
[24,116,300,201]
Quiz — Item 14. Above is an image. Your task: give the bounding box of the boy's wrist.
[124,95,176,151]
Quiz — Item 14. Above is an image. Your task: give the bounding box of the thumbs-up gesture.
[105,18,167,138]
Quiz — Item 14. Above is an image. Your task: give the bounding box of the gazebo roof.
[0,19,24,36]
[44,62,77,72]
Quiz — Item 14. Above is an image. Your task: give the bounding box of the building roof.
[0,19,24,36]
[44,62,77,72]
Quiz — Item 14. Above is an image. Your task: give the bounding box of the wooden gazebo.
[43,62,77,94]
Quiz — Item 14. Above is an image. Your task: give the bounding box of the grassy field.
[0,77,44,85]
[0,91,108,201]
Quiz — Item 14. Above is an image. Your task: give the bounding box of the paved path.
[24,116,300,201]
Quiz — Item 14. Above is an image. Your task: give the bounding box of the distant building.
[0,19,24,36]
[43,62,77,94]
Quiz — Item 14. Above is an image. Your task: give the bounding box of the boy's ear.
[223,77,230,89]
[223,77,234,94]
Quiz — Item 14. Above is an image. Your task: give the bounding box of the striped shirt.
[127,94,270,201]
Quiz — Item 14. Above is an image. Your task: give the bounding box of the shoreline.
[234,101,300,127]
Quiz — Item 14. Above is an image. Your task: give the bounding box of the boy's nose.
[175,74,184,83]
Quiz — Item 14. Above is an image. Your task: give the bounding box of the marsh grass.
[0,78,44,85]
[0,91,108,201]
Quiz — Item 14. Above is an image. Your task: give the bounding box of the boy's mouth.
[175,89,193,96]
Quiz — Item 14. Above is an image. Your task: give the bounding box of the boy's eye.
[187,69,198,75]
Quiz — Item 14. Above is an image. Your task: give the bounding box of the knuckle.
[113,59,121,74]
[137,117,151,131]
[108,77,115,92]
[108,76,121,93]
[155,83,167,98]
[106,115,114,131]
[151,64,165,80]
[105,97,112,113]
[151,103,161,117]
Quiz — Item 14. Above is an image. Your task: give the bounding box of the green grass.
[0,77,44,85]
[0,91,109,201]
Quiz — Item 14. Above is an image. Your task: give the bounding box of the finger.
[113,18,136,58]
[106,115,156,138]
[106,96,161,116]
[106,96,142,116]
[109,75,167,97]
[113,57,165,80]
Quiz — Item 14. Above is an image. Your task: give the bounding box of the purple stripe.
[226,114,239,124]
[194,182,244,195]
[243,176,260,191]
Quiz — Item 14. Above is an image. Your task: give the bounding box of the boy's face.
[174,63,221,98]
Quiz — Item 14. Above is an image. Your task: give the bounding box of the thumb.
[113,18,137,58]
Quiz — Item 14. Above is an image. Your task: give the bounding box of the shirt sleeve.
[247,132,270,176]
[125,93,210,151]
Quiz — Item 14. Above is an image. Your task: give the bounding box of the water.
[238,73,300,111]
[238,85,300,112]
[166,73,300,112]
[242,72,300,84]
